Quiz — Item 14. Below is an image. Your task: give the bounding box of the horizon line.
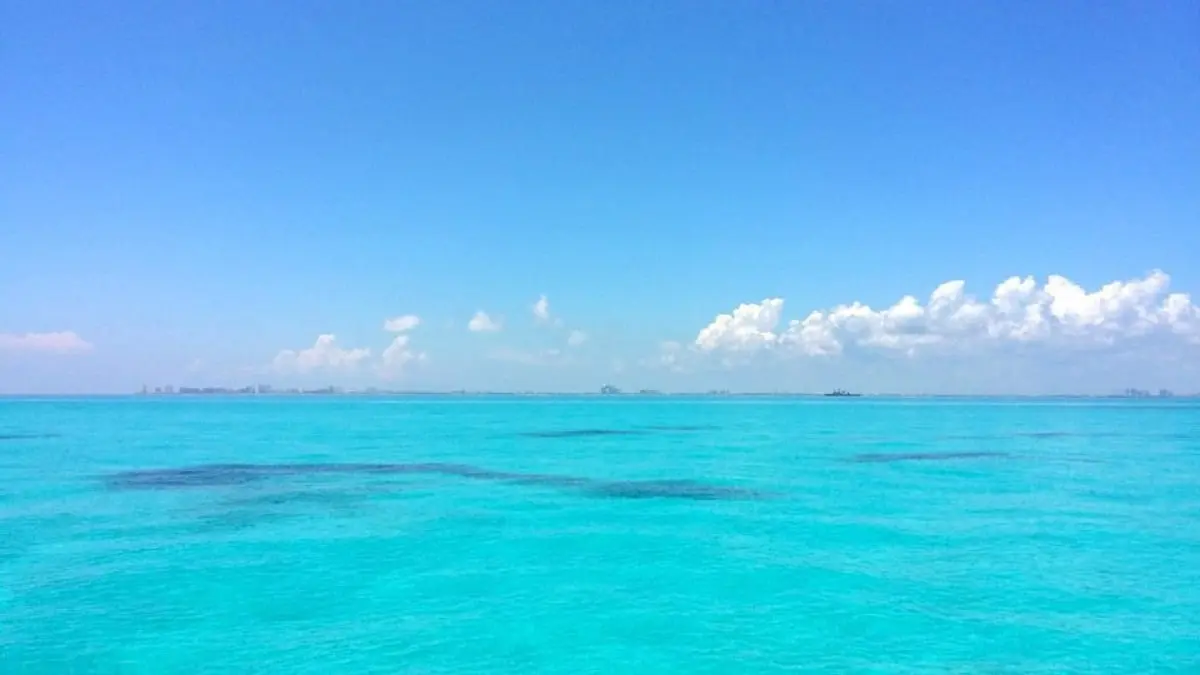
[0,390,1194,399]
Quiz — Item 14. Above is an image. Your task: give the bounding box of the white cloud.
[468,311,502,333]
[381,334,426,372]
[0,331,93,354]
[567,329,588,347]
[380,315,427,374]
[694,299,785,351]
[532,294,551,322]
[273,334,371,373]
[383,315,421,333]
[695,270,1200,357]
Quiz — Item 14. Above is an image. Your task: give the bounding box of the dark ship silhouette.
[824,389,861,397]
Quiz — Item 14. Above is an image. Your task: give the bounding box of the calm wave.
[2,396,1198,672]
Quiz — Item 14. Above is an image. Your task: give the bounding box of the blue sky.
[2,1,1198,394]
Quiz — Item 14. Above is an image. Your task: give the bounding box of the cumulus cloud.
[273,334,371,373]
[567,329,588,347]
[379,314,427,374]
[383,315,421,333]
[530,293,569,328]
[381,334,426,372]
[468,311,502,333]
[0,331,93,354]
[694,299,785,352]
[532,294,551,322]
[694,271,1200,357]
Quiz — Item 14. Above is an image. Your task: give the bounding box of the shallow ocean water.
[1,396,1198,673]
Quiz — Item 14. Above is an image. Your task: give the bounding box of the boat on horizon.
[824,389,861,397]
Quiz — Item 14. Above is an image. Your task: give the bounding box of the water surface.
[2,396,1198,672]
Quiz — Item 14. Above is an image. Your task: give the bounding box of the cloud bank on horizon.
[271,313,427,376]
[0,331,93,355]
[694,270,1199,358]
[272,334,371,374]
[254,270,1200,381]
[5,271,1198,390]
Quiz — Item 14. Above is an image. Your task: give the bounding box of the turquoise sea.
[2,396,1198,673]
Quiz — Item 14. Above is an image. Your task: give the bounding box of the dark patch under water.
[104,462,769,501]
[586,480,764,500]
[1020,431,1081,439]
[518,429,649,438]
[0,433,61,441]
[940,431,1127,441]
[849,451,1011,464]
[518,424,718,438]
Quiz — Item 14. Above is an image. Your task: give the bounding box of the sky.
[2,0,1198,394]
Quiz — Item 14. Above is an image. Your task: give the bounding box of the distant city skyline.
[115,383,1189,399]
[3,2,1198,394]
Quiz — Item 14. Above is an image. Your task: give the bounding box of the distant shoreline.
[2,386,1200,396]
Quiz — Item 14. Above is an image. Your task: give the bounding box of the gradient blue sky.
[3,1,1198,394]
